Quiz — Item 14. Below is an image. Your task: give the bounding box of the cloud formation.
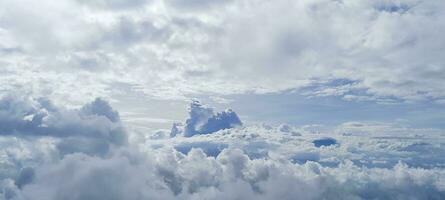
[0,94,127,156]
[1,0,445,102]
[0,94,444,199]
[6,147,445,200]
[1,0,445,198]
[172,100,242,137]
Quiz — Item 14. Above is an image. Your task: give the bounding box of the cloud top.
[174,100,242,137]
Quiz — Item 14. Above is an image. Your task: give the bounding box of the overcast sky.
[1,0,445,131]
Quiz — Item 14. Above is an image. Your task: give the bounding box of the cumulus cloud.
[0,95,444,199]
[0,94,127,156]
[5,148,445,200]
[172,100,242,137]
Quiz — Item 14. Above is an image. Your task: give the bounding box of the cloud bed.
[8,148,445,200]
[0,94,444,199]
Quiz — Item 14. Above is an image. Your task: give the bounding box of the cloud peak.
[171,100,242,137]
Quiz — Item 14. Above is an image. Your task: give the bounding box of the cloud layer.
[5,145,445,200]
[0,95,444,199]
[1,0,445,103]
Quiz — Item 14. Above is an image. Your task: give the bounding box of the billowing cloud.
[0,95,444,199]
[0,94,127,156]
[5,148,445,200]
[171,100,242,137]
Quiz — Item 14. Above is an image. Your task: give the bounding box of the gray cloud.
[171,100,242,137]
[14,167,34,190]
[76,0,150,10]
[0,94,127,156]
[165,0,233,11]
[1,0,444,102]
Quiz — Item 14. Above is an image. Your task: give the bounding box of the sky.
[1,0,445,199]
[1,0,445,131]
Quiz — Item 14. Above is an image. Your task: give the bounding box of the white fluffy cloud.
[5,147,445,200]
[0,95,444,199]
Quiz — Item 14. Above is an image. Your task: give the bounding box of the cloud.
[80,98,121,123]
[172,100,242,137]
[76,0,150,10]
[1,0,445,103]
[0,95,444,199]
[334,121,443,136]
[151,121,445,169]
[165,0,232,11]
[0,94,127,156]
[14,167,34,190]
[6,148,445,200]
[278,124,302,136]
[1,0,445,197]
[174,142,228,157]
